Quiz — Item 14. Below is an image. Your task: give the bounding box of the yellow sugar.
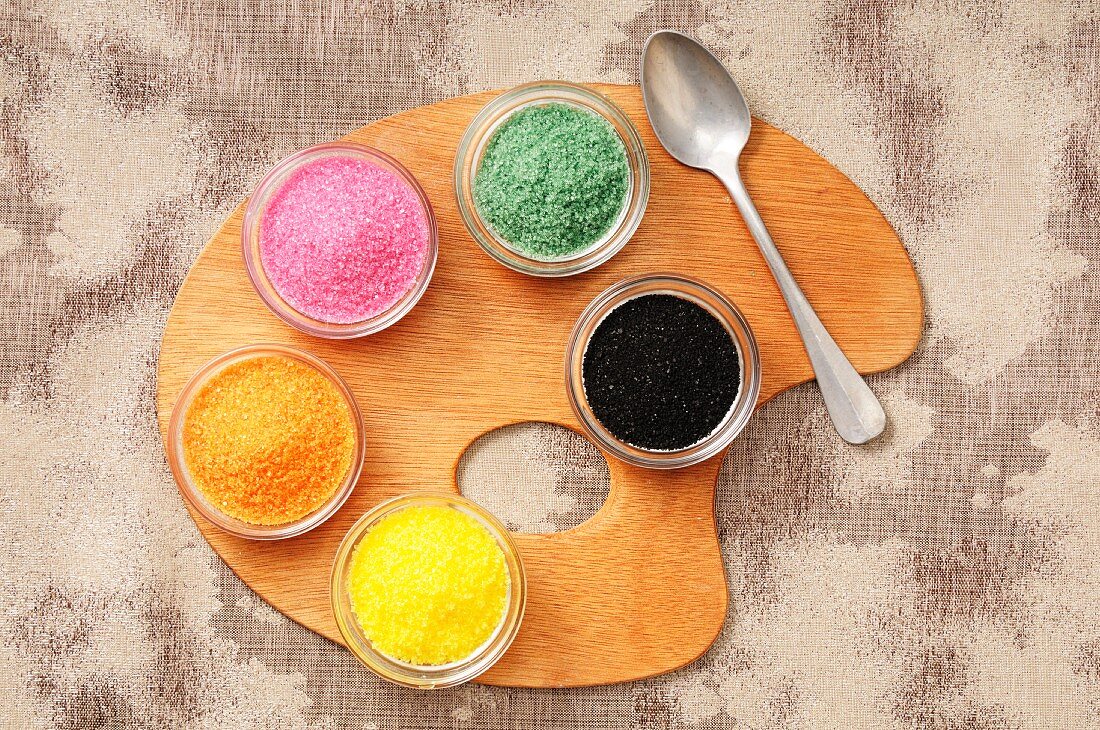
[347,504,509,665]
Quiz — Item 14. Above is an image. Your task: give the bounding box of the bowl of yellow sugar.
[331,493,526,688]
[167,344,364,539]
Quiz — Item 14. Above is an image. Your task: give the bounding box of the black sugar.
[581,293,740,451]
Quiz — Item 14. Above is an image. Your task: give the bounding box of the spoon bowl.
[641,30,751,169]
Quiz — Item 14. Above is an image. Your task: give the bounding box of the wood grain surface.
[155,84,922,688]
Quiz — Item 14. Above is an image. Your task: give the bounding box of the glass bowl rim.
[330,491,527,688]
[454,80,650,278]
[565,273,762,469]
[242,141,439,339]
[166,343,365,539]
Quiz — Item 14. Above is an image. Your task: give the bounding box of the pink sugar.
[259,155,430,324]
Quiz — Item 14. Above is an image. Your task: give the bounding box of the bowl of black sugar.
[566,274,760,469]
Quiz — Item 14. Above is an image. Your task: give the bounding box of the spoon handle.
[713,161,886,444]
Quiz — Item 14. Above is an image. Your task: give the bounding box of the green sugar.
[473,102,630,259]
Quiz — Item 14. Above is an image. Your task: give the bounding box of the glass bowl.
[566,274,761,469]
[166,344,365,539]
[242,142,438,338]
[454,81,650,277]
[331,492,526,688]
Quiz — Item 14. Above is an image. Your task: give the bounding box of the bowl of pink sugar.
[243,142,437,338]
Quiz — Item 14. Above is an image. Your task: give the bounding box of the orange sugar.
[181,354,356,525]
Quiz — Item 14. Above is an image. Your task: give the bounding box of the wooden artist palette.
[155,84,922,687]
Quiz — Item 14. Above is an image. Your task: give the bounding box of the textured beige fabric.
[1,0,1098,727]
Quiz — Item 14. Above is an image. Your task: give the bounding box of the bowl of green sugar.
[455,81,650,277]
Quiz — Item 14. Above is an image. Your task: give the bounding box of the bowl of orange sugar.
[167,344,365,539]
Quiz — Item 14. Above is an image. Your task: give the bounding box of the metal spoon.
[641,30,885,444]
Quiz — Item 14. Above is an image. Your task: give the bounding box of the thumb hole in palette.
[456,422,610,534]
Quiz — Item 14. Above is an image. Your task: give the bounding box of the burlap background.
[2,1,1098,727]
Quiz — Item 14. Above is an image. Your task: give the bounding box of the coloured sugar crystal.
[582,294,741,451]
[259,154,430,324]
[473,102,629,259]
[181,355,356,525]
[346,504,508,666]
